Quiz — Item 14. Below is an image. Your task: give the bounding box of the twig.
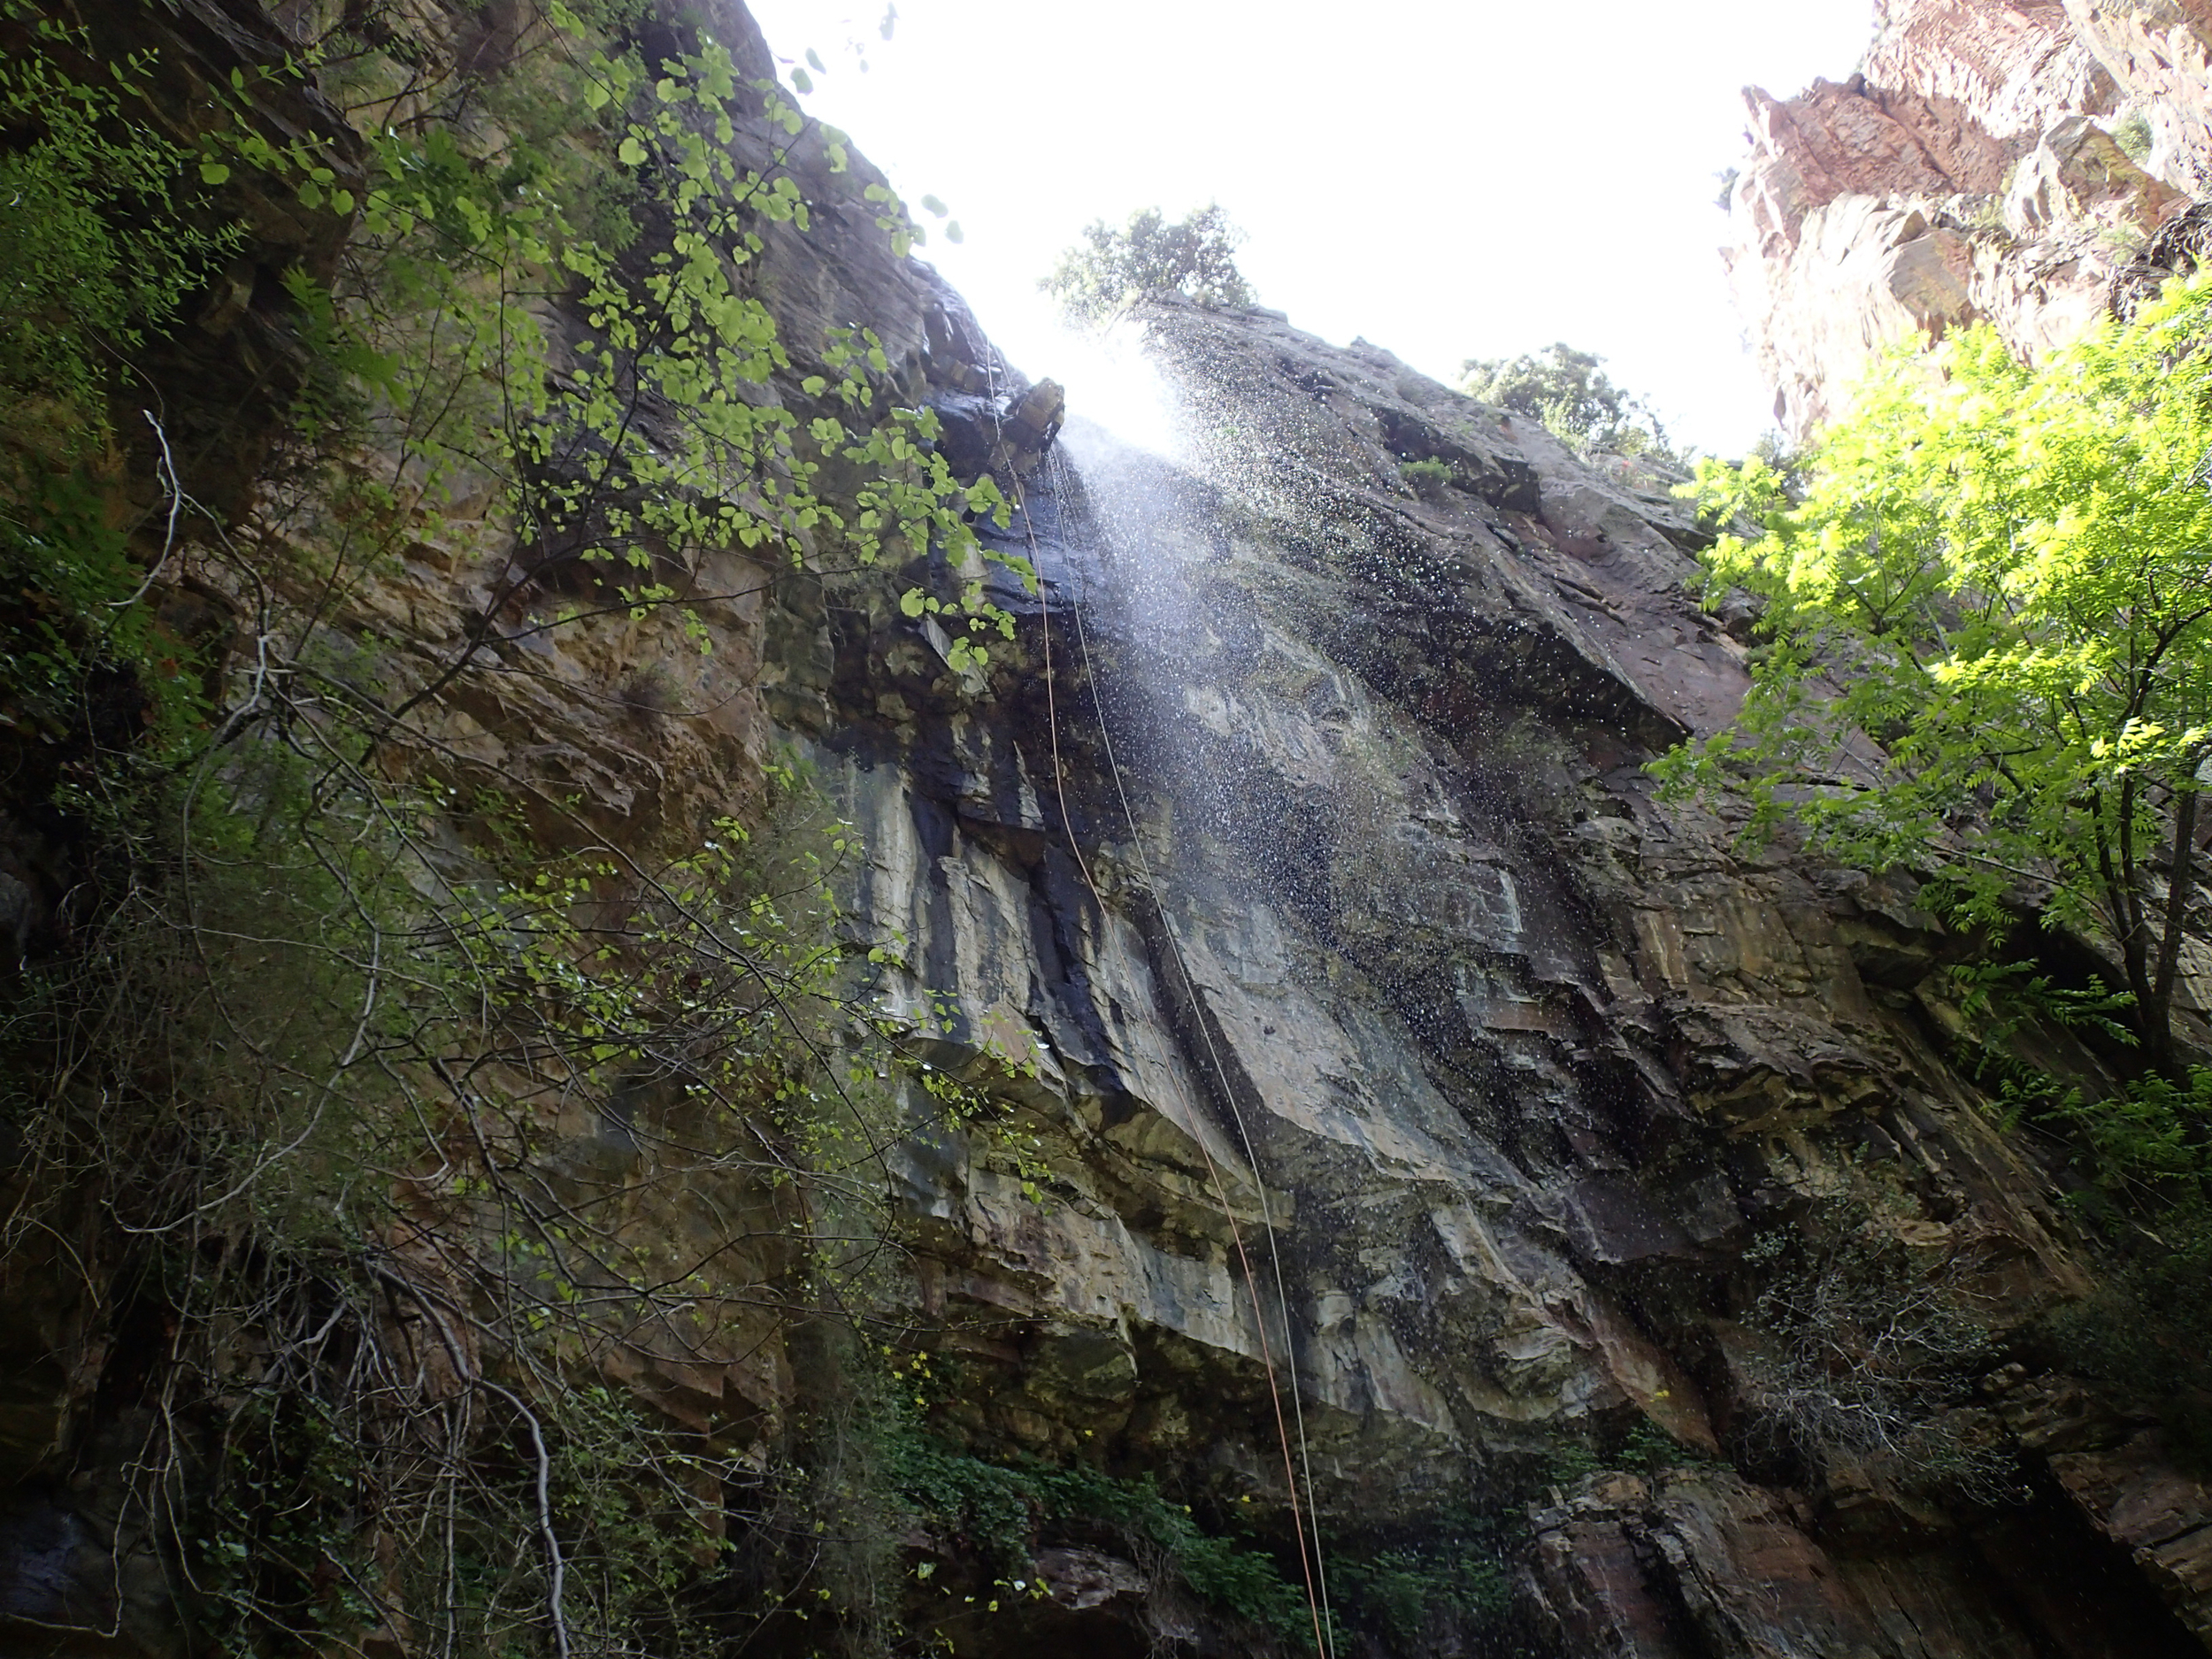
[472,1376,571,1659]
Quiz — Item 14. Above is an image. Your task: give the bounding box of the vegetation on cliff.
[1666,274,2212,1519]
[1040,203,1256,326]
[1670,276,2212,1097]
[0,0,1045,1653]
[1460,342,1673,457]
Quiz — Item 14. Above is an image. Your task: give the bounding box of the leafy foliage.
[0,4,237,449]
[1663,276,2212,1076]
[2041,1201,2212,1471]
[891,1435,1540,1655]
[0,0,1050,1653]
[280,4,1021,665]
[1325,1508,1517,1655]
[891,1437,1314,1645]
[1460,342,1671,456]
[1940,956,2212,1198]
[1040,203,1255,326]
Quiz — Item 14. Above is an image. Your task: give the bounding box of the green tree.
[0,5,235,449]
[1661,276,2212,1078]
[1461,341,1670,456]
[1039,202,1255,326]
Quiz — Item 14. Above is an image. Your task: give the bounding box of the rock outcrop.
[5,0,2212,1655]
[788,280,2210,1651]
[1725,0,2210,441]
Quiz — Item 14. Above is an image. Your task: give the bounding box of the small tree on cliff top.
[1040,203,1255,326]
[1659,276,2212,1078]
[1461,341,1671,457]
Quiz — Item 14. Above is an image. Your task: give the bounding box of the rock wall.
[1725,0,2212,441]
[802,283,2212,1652]
[4,1,2212,1655]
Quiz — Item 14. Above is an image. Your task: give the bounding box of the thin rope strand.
[1020,448,1335,1657]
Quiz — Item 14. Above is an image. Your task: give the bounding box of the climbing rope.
[1011,442,1338,1659]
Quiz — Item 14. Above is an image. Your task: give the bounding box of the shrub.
[1040,203,1256,326]
[891,1437,1314,1645]
[2114,109,2154,165]
[1461,342,1671,457]
[1731,1204,2006,1499]
[0,5,237,449]
[2042,1202,2212,1471]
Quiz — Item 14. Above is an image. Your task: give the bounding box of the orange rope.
[1015,459,1333,1658]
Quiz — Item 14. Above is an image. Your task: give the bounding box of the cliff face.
[1726,0,2211,441]
[4,2,2212,1656]
[812,292,2212,1654]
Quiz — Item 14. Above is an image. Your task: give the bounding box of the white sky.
[743,0,1873,456]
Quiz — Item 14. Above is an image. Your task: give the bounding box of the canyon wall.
[2,1,2210,1655]
[815,288,2212,1654]
[1725,0,2212,441]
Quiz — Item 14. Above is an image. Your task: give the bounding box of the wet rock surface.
[3,0,2208,1653]
[775,287,2209,1650]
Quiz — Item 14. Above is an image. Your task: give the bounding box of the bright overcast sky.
[743,0,1873,456]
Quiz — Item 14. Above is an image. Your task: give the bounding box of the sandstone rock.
[1725,0,2203,441]
[2063,0,2212,190]
[9,0,2211,1652]
[1526,1468,2046,1659]
[2048,1431,2212,1641]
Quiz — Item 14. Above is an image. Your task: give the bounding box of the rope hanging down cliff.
[1000,434,1337,1659]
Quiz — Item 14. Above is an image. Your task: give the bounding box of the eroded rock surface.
[1725,0,2208,440]
[758,287,2209,1650]
[4,0,2210,1654]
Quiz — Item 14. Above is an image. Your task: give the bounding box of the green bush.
[2113,109,2154,164]
[890,1437,1313,1644]
[1329,1527,1515,1651]
[0,4,236,447]
[1040,203,1256,326]
[2043,1202,2212,1471]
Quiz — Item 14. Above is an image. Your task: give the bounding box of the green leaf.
[790,66,812,94]
[618,134,648,166]
[1665,273,2212,1066]
[199,160,231,185]
[806,47,826,73]
[919,193,948,217]
[945,220,963,243]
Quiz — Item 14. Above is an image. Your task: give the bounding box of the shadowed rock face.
[774,289,2212,1651]
[1725,0,2209,442]
[3,1,2209,1655]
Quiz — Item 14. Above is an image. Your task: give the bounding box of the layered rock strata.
[1725,0,2211,441]
[794,285,2211,1653]
[4,0,2212,1654]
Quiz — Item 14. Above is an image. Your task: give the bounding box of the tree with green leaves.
[1461,342,1671,456]
[0,7,236,450]
[1662,277,2212,1079]
[1039,202,1254,326]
